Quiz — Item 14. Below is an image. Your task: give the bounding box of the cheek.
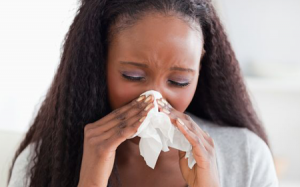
[170,81,198,113]
[107,70,140,110]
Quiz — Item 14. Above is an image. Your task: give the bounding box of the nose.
[148,84,168,102]
[146,82,172,112]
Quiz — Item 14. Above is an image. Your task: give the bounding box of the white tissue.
[128,90,196,169]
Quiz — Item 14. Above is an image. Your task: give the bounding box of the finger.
[157,98,173,112]
[182,114,202,135]
[88,102,155,146]
[157,99,182,124]
[173,115,212,154]
[202,131,215,148]
[180,114,215,151]
[156,100,208,156]
[157,98,215,152]
[184,114,214,147]
[87,97,154,138]
[104,95,153,129]
[88,94,147,128]
[157,100,204,140]
[99,102,154,141]
[176,117,208,155]
[88,94,153,132]
[157,97,215,154]
[106,108,154,148]
[160,98,173,110]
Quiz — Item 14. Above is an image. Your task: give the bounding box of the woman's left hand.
[157,98,221,187]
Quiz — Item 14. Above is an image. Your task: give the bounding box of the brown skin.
[78,12,219,187]
[107,13,202,113]
[78,95,155,187]
[107,13,219,187]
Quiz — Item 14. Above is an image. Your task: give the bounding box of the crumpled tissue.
[127,90,196,169]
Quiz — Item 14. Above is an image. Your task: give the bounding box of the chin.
[130,136,140,145]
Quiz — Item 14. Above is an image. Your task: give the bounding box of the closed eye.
[122,74,190,88]
[168,80,190,87]
[122,74,145,81]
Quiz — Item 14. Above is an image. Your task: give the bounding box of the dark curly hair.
[7,0,270,186]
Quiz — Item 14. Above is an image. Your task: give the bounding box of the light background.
[0,0,299,186]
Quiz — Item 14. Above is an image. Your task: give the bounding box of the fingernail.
[144,103,153,111]
[136,95,145,102]
[157,100,165,106]
[162,108,170,114]
[162,99,172,108]
[162,98,168,105]
[139,116,146,122]
[177,118,185,126]
[144,95,152,103]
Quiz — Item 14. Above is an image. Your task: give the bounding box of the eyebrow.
[119,61,195,73]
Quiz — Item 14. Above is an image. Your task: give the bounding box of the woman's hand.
[78,95,155,187]
[156,98,220,187]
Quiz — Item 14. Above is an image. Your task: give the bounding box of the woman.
[7,0,278,186]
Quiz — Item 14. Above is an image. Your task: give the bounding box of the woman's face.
[107,13,204,113]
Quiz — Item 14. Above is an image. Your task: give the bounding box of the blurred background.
[0,0,299,186]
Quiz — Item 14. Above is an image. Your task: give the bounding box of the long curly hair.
[7,0,270,186]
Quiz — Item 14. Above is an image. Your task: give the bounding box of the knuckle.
[116,128,126,138]
[131,121,139,127]
[166,103,173,110]
[169,113,176,120]
[84,126,96,138]
[195,138,202,146]
[85,129,94,138]
[165,104,172,111]
[115,112,127,120]
[169,107,173,111]
[184,114,192,121]
[136,111,143,118]
[117,120,127,129]
[137,110,147,117]
[129,100,137,107]
[133,102,144,110]
[189,121,196,131]
[112,108,121,115]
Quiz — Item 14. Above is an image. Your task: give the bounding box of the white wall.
[0,0,79,132]
[216,0,300,67]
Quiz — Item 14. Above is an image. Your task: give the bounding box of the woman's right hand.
[77,94,154,187]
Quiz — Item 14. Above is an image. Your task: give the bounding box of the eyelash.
[122,74,190,88]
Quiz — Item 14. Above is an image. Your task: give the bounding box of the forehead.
[108,13,203,70]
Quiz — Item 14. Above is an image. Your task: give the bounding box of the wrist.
[77,180,108,187]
